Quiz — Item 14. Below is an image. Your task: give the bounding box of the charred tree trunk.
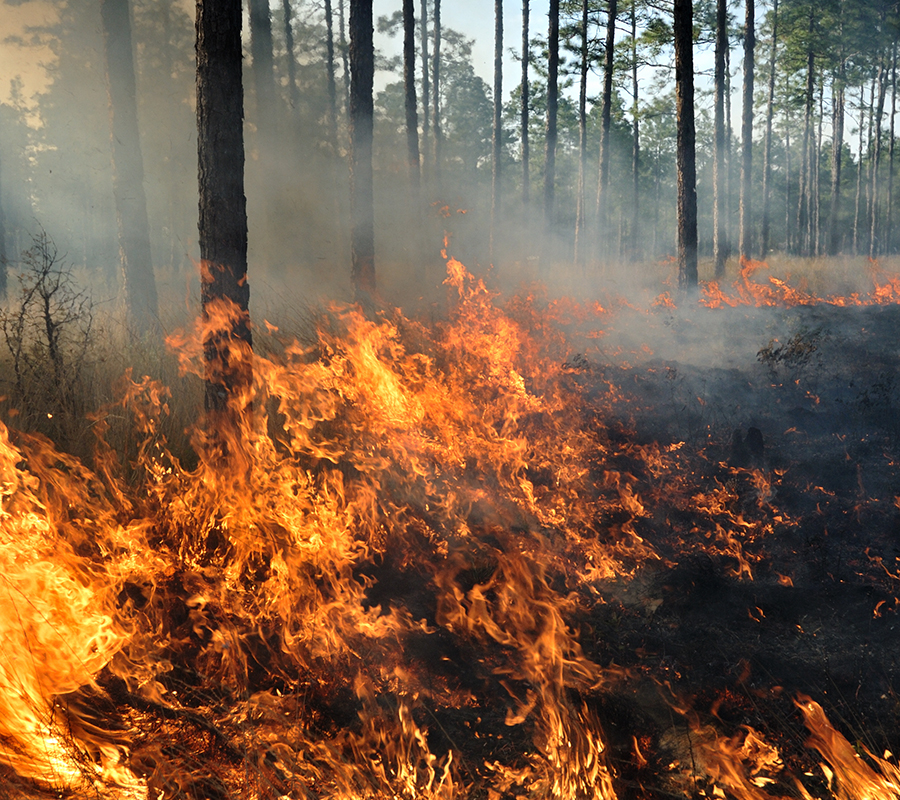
[544,0,560,229]
[887,43,897,253]
[521,0,530,207]
[248,0,277,129]
[870,53,888,258]
[739,0,755,259]
[324,0,340,150]
[828,64,845,255]
[403,0,421,192]
[854,85,869,255]
[282,0,301,119]
[433,0,442,182]
[595,0,618,260]
[491,0,503,258]
[674,0,698,290]
[574,0,589,266]
[760,0,778,256]
[796,36,814,256]
[813,80,823,254]
[339,0,350,120]
[349,0,375,301]
[420,0,430,185]
[196,0,251,421]
[630,0,640,260]
[713,0,728,275]
[101,0,159,336]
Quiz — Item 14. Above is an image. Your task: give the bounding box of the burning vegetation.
[0,250,900,799]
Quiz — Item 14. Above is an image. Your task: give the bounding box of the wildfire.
[0,251,898,798]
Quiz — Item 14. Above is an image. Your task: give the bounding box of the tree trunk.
[574,0,589,266]
[887,42,897,253]
[630,0,639,260]
[828,64,845,255]
[854,85,868,255]
[248,0,277,129]
[491,0,503,258]
[196,0,251,421]
[739,0,755,259]
[544,0,560,228]
[760,0,778,256]
[420,0,430,185]
[813,80,823,253]
[870,52,888,257]
[674,0,698,290]
[595,0,618,260]
[403,0,421,192]
[349,0,375,301]
[324,0,339,149]
[713,0,728,275]
[339,0,350,120]
[282,0,301,119]
[433,0,442,182]
[725,42,734,251]
[101,0,159,337]
[796,36,814,256]
[521,0,530,207]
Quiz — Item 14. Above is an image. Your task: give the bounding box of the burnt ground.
[574,300,900,797]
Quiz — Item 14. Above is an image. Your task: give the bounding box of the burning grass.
[1,252,900,799]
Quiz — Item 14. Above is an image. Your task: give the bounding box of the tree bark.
[282,0,301,119]
[101,0,159,337]
[248,0,277,129]
[433,0,442,182]
[349,0,375,300]
[574,0,589,266]
[491,0,503,258]
[739,0,755,259]
[630,0,640,260]
[339,0,350,120]
[403,0,421,192]
[420,0,430,185]
[796,33,814,255]
[887,42,897,253]
[853,85,869,255]
[760,0,778,255]
[521,0,530,207]
[196,0,251,419]
[870,52,888,257]
[674,0,698,290]
[595,0,618,259]
[828,64,845,255]
[325,0,340,149]
[544,0,560,228]
[713,0,728,275]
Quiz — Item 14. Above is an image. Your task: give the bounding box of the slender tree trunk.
[813,80,823,254]
[854,85,868,254]
[887,42,897,253]
[521,0,530,207]
[574,0,589,266]
[544,0,559,228]
[196,0,251,422]
[324,0,339,149]
[339,0,350,120]
[796,37,814,256]
[870,53,888,257]
[595,0,618,259]
[713,0,728,275]
[433,0,442,182]
[630,0,640,260]
[674,0,698,290]
[282,0,301,118]
[349,0,375,300]
[101,0,159,336]
[785,126,792,252]
[725,43,734,251]
[403,0,421,192]
[248,0,277,129]
[760,0,778,255]
[828,65,845,255]
[420,0,430,185]
[739,0,755,259]
[491,0,503,258]
[0,150,7,287]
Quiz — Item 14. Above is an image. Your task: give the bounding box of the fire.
[0,249,898,797]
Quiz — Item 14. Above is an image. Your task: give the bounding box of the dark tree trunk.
[739,0,755,259]
[101,0,159,336]
[544,0,560,228]
[796,38,814,256]
[196,0,251,420]
[248,0,277,128]
[0,149,7,283]
[760,0,778,255]
[630,0,639,260]
[339,0,350,119]
[521,0,530,206]
[349,0,375,300]
[674,0,698,290]
[574,0,589,266]
[491,0,503,258]
[282,0,301,118]
[420,0,430,185]
[403,0,421,192]
[813,81,824,253]
[887,42,897,253]
[853,85,869,254]
[325,0,339,149]
[433,0,442,181]
[713,0,728,275]
[595,0,618,259]
[870,52,888,258]
[828,64,845,255]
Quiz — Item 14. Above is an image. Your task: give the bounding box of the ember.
[2,254,900,799]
